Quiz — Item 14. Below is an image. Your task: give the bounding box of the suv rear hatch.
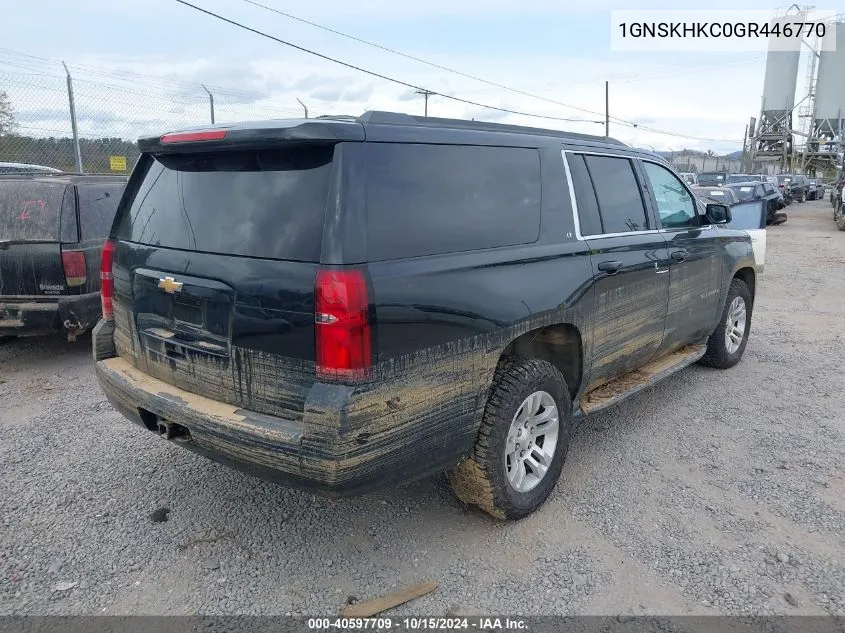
[0,179,73,298]
[107,125,362,420]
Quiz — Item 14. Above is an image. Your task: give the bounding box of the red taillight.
[314,269,372,380]
[160,130,227,144]
[61,251,87,288]
[100,239,115,320]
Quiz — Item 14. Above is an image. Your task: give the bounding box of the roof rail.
[357,110,627,146]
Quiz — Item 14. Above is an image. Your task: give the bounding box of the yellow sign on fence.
[109,156,127,171]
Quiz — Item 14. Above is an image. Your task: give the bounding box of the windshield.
[730,185,756,202]
[114,146,333,261]
[0,181,67,241]
[726,175,754,184]
[695,188,734,204]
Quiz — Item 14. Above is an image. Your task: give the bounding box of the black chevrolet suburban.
[1,174,128,340]
[92,112,759,519]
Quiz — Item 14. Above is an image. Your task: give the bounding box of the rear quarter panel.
[356,147,595,468]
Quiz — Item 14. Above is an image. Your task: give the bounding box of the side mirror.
[706,203,731,225]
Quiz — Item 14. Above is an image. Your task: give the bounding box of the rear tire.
[447,357,572,520]
[699,278,752,369]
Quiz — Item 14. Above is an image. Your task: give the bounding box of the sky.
[0,0,820,154]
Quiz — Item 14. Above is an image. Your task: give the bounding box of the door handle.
[670,250,687,263]
[597,260,622,274]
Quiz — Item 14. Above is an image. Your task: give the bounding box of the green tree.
[0,90,17,136]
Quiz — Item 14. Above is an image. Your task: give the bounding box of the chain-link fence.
[1,68,748,176]
[0,69,326,174]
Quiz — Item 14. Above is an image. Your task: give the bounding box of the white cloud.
[0,0,793,153]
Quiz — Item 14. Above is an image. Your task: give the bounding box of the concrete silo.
[753,16,802,168]
[804,20,845,175]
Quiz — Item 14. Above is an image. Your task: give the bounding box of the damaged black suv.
[1,173,127,341]
[93,112,759,519]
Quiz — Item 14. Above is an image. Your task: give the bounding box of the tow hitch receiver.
[157,420,189,440]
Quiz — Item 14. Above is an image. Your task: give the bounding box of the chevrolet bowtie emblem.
[158,276,183,294]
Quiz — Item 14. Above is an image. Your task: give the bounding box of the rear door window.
[0,180,66,241]
[567,153,602,236]
[77,183,125,240]
[582,155,649,233]
[365,143,541,260]
[114,146,333,261]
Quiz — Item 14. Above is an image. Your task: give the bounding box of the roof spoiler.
[138,119,364,154]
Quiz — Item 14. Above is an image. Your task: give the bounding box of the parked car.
[698,171,730,186]
[0,162,63,175]
[678,171,697,185]
[92,111,758,519]
[724,181,786,224]
[776,174,810,202]
[692,186,738,206]
[807,178,821,200]
[0,174,128,341]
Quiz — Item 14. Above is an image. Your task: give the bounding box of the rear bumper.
[95,352,476,496]
[0,293,99,336]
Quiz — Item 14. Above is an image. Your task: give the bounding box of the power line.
[238,0,750,142]
[240,0,615,120]
[172,0,602,125]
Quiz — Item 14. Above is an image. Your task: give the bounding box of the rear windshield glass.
[699,173,725,183]
[726,202,764,230]
[114,146,333,261]
[0,181,66,241]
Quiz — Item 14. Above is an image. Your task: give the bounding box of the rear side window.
[114,146,333,261]
[0,181,66,241]
[365,143,541,260]
[77,183,125,240]
[582,155,649,233]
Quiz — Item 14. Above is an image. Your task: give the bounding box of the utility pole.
[740,124,749,172]
[415,89,435,117]
[605,81,609,139]
[62,62,83,173]
[296,98,308,119]
[201,84,215,124]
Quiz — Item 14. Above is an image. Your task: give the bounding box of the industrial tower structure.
[751,11,805,169]
[751,7,845,176]
[801,20,845,175]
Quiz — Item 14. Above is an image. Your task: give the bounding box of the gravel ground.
[1,199,843,617]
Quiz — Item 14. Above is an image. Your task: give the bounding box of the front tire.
[699,278,752,369]
[448,357,572,520]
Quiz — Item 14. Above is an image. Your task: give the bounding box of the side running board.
[580,344,707,415]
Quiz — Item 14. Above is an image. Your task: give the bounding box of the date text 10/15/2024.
[307,617,528,630]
